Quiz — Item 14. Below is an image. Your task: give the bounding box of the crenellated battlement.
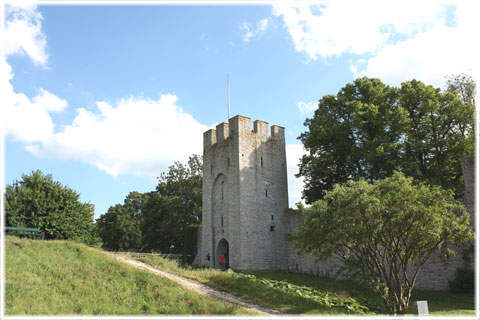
[197,111,473,290]
[197,114,289,271]
[203,115,285,149]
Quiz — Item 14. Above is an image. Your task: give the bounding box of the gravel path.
[110,253,283,316]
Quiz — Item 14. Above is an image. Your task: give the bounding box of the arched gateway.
[216,238,229,269]
[192,115,475,291]
[194,115,289,270]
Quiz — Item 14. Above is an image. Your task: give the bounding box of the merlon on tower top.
[203,115,285,149]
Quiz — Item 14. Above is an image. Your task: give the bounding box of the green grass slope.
[139,255,371,315]
[256,271,475,315]
[139,255,475,316]
[5,236,258,315]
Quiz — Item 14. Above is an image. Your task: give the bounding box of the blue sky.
[2,0,479,219]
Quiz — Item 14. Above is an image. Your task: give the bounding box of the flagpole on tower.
[227,74,230,121]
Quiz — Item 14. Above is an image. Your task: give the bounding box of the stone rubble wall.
[285,155,475,291]
[285,210,468,290]
[194,112,475,292]
[195,115,289,271]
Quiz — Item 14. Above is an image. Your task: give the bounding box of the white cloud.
[352,1,480,87]
[240,18,270,43]
[273,1,448,60]
[1,3,208,180]
[2,2,48,67]
[297,101,317,116]
[1,3,64,144]
[32,88,68,112]
[273,0,479,85]
[3,84,67,143]
[286,144,306,208]
[27,95,210,178]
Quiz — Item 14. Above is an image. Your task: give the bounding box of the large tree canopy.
[298,77,474,203]
[97,155,202,254]
[96,191,145,251]
[445,73,476,106]
[142,154,203,253]
[291,172,473,314]
[5,170,98,244]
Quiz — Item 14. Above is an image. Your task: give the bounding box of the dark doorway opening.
[216,238,229,269]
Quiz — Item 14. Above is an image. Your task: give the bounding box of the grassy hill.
[4,236,258,315]
[138,255,475,316]
[5,236,474,316]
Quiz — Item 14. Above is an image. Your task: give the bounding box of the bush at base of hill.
[5,170,99,245]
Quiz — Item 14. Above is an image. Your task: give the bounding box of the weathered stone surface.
[194,116,475,291]
[194,115,289,270]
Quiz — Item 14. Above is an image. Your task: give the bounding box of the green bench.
[5,226,45,239]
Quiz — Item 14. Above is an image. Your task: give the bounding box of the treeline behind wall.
[96,155,202,257]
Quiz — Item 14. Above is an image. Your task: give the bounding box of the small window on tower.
[270,226,275,232]
[221,216,224,226]
[261,157,263,166]
[265,189,268,197]
[271,215,274,220]
[228,157,230,166]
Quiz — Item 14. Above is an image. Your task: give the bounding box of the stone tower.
[194,115,289,270]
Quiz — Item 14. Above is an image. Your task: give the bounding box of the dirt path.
[109,253,283,316]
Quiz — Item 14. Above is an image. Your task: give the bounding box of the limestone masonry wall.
[285,212,469,290]
[194,115,289,270]
[284,155,475,290]
[194,115,475,291]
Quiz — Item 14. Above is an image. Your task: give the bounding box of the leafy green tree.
[156,154,203,223]
[141,191,174,252]
[298,77,474,203]
[291,172,474,314]
[96,191,145,251]
[445,73,476,106]
[298,78,406,202]
[96,155,202,254]
[142,155,202,253]
[399,80,474,196]
[5,170,98,244]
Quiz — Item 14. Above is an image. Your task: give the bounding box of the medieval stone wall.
[194,115,289,270]
[285,211,468,290]
[285,155,475,290]
[194,114,475,292]
[285,210,342,277]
